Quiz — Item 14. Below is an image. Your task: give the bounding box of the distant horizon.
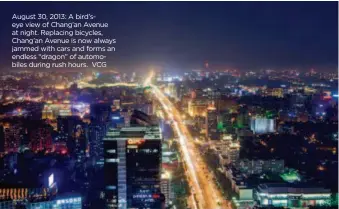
[0,64,338,74]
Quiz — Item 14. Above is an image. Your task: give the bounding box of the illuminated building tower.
[207,89,221,110]
[74,124,88,164]
[57,116,84,157]
[226,141,240,164]
[4,123,24,153]
[188,99,208,117]
[161,171,172,207]
[250,117,276,134]
[206,105,219,140]
[29,124,53,152]
[89,123,106,166]
[88,103,112,166]
[57,116,82,137]
[103,126,162,209]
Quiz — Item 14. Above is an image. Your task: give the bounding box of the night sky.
[0,2,337,72]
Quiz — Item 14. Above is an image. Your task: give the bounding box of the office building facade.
[104,126,162,209]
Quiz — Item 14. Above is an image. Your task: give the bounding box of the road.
[149,83,229,209]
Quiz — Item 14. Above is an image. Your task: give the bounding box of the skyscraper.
[90,103,112,124]
[89,103,112,166]
[206,105,219,140]
[29,123,53,152]
[103,126,162,209]
[160,171,172,207]
[74,123,88,164]
[57,116,88,162]
[88,123,106,165]
[4,123,24,153]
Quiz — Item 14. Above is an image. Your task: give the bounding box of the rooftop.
[104,126,162,140]
[257,183,331,194]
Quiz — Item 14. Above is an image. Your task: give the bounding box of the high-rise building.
[250,117,275,134]
[206,106,219,140]
[88,103,112,166]
[89,123,106,165]
[188,99,208,117]
[57,116,88,161]
[29,123,53,152]
[57,116,82,137]
[160,171,172,207]
[90,103,112,124]
[103,126,162,209]
[74,123,88,164]
[226,141,240,164]
[4,123,24,153]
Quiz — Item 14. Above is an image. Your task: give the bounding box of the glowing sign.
[152,194,160,199]
[56,197,81,205]
[127,139,145,145]
[48,174,54,187]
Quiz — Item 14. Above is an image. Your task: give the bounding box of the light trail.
[143,70,154,86]
[144,71,229,209]
[151,84,204,208]
[192,195,198,209]
[151,85,201,189]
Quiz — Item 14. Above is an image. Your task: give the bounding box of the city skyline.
[0,2,338,209]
